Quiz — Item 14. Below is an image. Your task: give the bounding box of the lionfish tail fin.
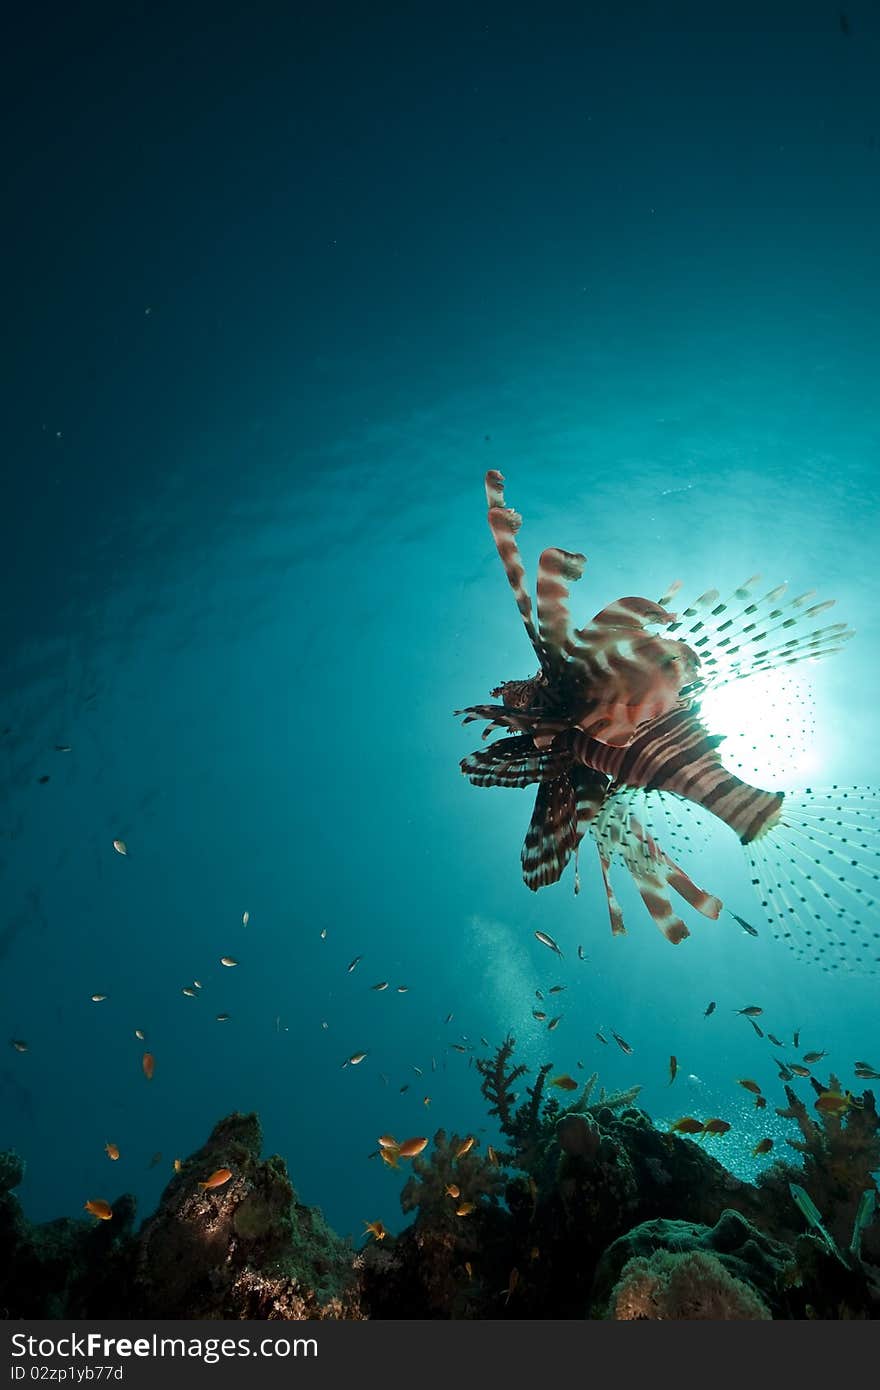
[746,786,880,975]
[664,575,854,692]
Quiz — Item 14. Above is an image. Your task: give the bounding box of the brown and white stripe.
[573,709,784,844]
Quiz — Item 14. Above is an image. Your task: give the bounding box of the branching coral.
[476,1038,643,1175]
[589,1084,643,1115]
[475,1036,527,1137]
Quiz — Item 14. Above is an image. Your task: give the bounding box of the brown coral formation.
[609,1249,772,1320]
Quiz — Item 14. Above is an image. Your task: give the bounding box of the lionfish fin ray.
[590,787,723,942]
[663,576,854,692]
[537,547,587,658]
[460,735,570,788]
[484,471,554,672]
[745,786,880,976]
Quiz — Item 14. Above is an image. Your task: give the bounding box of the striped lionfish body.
[458,471,880,972]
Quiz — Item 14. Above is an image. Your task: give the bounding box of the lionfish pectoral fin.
[521,773,578,891]
[598,848,626,935]
[460,735,571,789]
[633,873,691,945]
[591,791,723,943]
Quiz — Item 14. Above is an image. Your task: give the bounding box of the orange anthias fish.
[549,1074,578,1091]
[669,1117,705,1135]
[737,1079,762,1095]
[814,1089,860,1117]
[457,471,878,973]
[455,1136,476,1158]
[198,1168,233,1190]
[84,1199,113,1220]
[363,1220,387,1241]
[142,1052,155,1081]
[104,1143,120,1161]
[455,1201,475,1216]
[701,1118,731,1138]
[397,1137,429,1158]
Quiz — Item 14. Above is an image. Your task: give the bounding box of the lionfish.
[457,471,880,973]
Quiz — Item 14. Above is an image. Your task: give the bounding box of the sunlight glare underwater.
[698,669,820,786]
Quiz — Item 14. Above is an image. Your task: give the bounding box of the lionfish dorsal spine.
[536,546,587,657]
[484,470,547,668]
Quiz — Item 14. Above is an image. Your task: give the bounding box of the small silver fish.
[730,912,759,937]
[534,930,563,958]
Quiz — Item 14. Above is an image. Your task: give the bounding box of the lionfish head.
[489,674,546,708]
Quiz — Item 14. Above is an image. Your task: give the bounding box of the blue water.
[2,1,878,1244]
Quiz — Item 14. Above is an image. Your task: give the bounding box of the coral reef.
[0,1149,25,1193]
[756,1078,880,1263]
[0,1116,360,1320]
[608,1248,771,1320]
[2,1045,879,1320]
[591,1208,789,1316]
[399,1129,505,1224]
[133,1112,360,1319]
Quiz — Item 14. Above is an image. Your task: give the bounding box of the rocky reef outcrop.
[0,1115,360,1320]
